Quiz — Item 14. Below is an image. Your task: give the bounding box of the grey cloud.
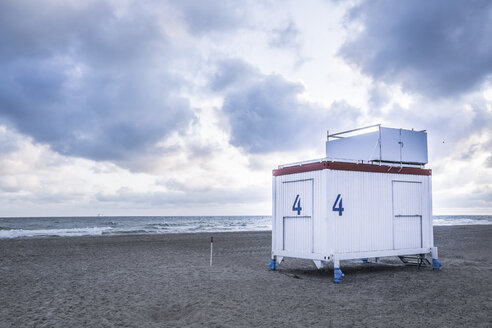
[326,100,361,124]
[222,74,314,153]
[461,144,481,161]
[470,102,492,132]
[339,0,492,98]
[378,99,492,162]
[213,59,361,153]
[269,21,300,49]
[486,155,492,168]
[368,83,392,112]
[175,0,247,35]
[0,1,195,164]
[209,59,259,92]
[0,123,20,154]
[269,21,309,67]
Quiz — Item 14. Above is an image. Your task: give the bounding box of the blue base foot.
[361,258,369,264]
[334,267,344,284]
[268,259,278,271]
[432,258,442,271]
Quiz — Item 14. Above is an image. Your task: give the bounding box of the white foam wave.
[0,226,114,238]
[1,215,490,239]
[0,220,273,239]
[433,218,492,226]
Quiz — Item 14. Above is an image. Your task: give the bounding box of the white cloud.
[339,0,492,98]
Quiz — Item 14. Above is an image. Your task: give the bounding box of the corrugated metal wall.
[273,168,432,257]
[327,170,432,254]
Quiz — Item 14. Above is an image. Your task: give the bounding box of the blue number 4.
[332,194,344,216]
[292,194,302,215]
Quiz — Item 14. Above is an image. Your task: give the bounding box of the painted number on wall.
[292,194,302,215]
[332,194,344,216]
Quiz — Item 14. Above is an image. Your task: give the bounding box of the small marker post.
[210,236,213,266]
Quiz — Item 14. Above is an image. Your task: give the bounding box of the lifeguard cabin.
[269,125,442,283]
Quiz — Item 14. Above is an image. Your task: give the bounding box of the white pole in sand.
[210,236,213,266]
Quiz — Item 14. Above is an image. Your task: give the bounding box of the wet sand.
[1,225,491,327]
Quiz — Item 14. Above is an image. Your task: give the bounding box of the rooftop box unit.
[326,124,428,165]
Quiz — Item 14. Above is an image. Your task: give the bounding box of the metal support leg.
[268,256,279,271]
[431,247,442,271]
[333,257,344,284]
[431,247,438,259]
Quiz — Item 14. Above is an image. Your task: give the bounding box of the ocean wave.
[433,217,492,226]
[110,229,151,234]
[0,227,115,238]
[1,215,487,239]
[143,223,172,229]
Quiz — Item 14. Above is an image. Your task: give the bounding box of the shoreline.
[1,225,491,327]
[0,229,270,240]
[1,223,491,241]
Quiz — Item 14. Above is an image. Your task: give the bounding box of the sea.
[0,215,490,239]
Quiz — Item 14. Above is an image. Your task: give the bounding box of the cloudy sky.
[0,0,491,217]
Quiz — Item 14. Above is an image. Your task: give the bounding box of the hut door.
[282,179,313,254]
[392,181,422,249]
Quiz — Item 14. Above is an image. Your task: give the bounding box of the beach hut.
[269,125,442,283]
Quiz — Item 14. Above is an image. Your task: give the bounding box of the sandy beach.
[1,225,491,327]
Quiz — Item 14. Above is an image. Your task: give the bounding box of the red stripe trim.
[272,161,431,176]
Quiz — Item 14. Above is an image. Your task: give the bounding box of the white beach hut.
[269,125,442,283]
